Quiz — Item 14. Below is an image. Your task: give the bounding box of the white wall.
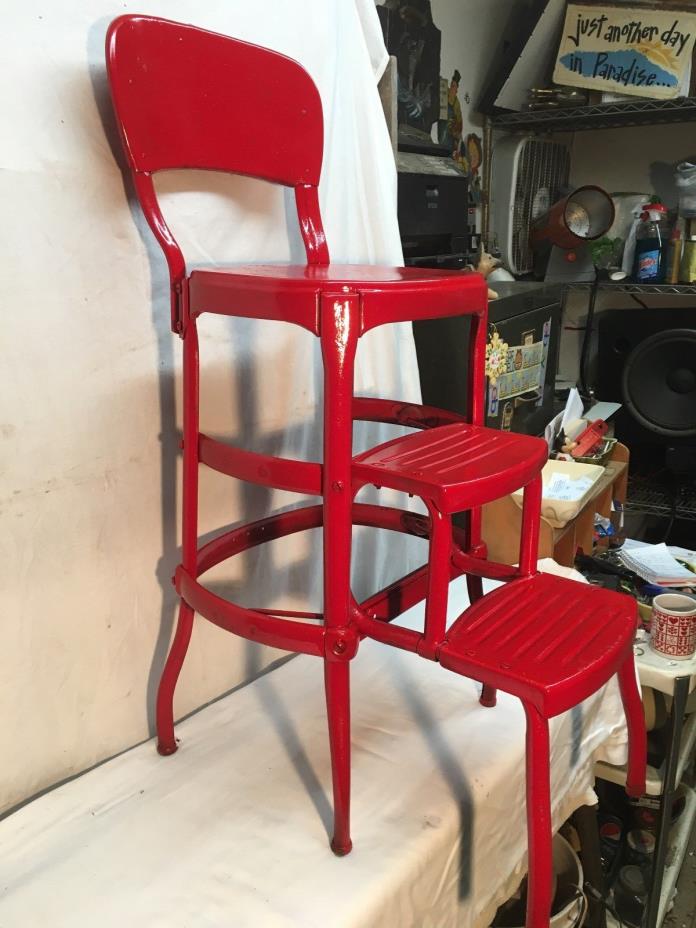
[433,0,519,137]
[0,24,291,813]
[570,125,696,207]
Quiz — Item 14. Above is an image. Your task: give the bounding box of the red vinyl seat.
[105,16,645,927]
[189,264,492,334]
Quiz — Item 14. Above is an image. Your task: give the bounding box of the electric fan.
[490,136,570,275]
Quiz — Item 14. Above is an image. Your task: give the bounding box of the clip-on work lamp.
[530,185,615,283]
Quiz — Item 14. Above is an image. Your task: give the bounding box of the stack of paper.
[671,546,696,573]
[545,471,597,502]
[619,542,696,587]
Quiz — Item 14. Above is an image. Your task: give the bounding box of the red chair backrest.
[106,15,329,331]
[106,15,324,188]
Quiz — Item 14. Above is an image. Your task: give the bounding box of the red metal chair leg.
[156,599,195,755]
[518,474,542,578]
[479,683,498,709]
[466,575,498,708]
[524,703,553,928]
[319,293,358,855]
[156,309,199,756]
[419,505,452,658]
[617,653,647,798]
[325,659,352,855]
[466,575,483,603]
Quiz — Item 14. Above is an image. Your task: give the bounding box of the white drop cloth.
[112,0,424,599]
[2,0,421,618]
[0,0,424,809]
[0,574,630,928]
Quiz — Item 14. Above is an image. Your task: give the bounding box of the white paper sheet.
[545,472,597,502]
[0,574,630,928]
[544,387,585,451]
[620,543,696,587]
[584,402,621,424]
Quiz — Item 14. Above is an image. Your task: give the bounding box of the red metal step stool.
[106,17,645,926]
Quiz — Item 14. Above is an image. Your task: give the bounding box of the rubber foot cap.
[331,838,353,856]
[157,741,178,756]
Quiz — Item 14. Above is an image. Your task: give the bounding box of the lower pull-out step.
[439,573,637,716]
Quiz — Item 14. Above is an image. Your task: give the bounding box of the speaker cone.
[622,329,696,438]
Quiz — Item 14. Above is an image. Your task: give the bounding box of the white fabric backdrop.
[0,0,422,814]
[0,575,630,928]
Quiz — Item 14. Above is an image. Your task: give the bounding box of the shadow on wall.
[87,17,325,742]
[88,18,185,740]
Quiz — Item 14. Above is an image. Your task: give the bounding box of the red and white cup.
[650,593,696,660]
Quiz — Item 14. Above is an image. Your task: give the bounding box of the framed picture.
[553,3,696,99]
[376,1,443,150]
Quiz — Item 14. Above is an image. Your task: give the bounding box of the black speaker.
[597,309,696,462]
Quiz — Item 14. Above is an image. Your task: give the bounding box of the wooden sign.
[553,3,696,99]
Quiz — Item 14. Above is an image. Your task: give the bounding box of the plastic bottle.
[675,161,696,218]
[633,203,669,283]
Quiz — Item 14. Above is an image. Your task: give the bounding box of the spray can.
[680,234,696,284]
[666,228,682,284]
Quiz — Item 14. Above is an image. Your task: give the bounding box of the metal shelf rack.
[605,787,696,928]
[625,476,696,523]
[491,96,696,132]
[566,281,696,296]
[596,645,696,928]
[595,710,696,796]
[491,92,696,928]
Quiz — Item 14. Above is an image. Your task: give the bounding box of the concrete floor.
[664,818,696,928]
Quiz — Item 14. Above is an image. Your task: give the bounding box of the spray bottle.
[633,203,669,283]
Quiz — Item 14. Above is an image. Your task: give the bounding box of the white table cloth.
[0,570,630,928]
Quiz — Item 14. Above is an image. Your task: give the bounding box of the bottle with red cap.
[633,202,669,283]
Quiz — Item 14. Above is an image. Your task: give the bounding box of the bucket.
[491,834,586,928]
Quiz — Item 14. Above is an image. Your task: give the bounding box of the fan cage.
[512,139,570,275]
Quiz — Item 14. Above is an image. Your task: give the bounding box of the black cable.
[584,881,625,927]
[663,486,678,543]
[579,291,649,400]
[630,293,649,310]
[579,281,600,400]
